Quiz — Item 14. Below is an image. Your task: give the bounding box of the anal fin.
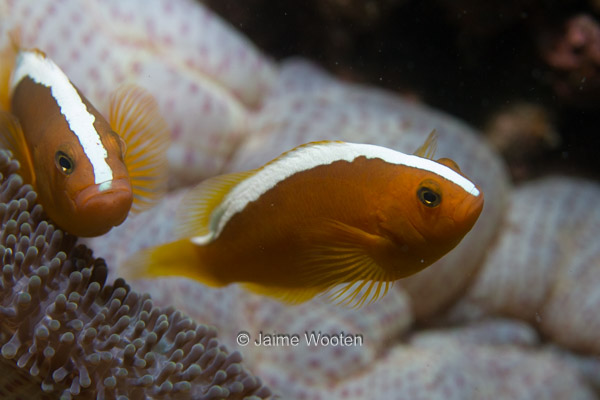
[242,283,326,304]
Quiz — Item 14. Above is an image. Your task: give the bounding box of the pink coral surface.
[2,0,600,399]
[2,0,277,188]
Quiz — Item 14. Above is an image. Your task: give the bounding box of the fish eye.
[417,186,441,208]
[55,151,74,174]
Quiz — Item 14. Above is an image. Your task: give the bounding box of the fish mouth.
[74,178,133,210]
[73,178,134,236]
[453,192,484,230]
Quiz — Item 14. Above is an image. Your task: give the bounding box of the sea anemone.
[0,149,271,399]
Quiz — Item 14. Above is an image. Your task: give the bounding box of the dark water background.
[205,0,600,182]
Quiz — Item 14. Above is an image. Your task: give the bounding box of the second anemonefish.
[0,44,169,237]
[124,131,484,307]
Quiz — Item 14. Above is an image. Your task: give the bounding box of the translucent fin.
[436,157,461,173]
[121,239,223,287]
[0,111,35,185]
[109,84,170,213]
[413,129,438,159]
[175,170,256,239]
[301,220,393,307]
[260,140,344,168]
[242,283,326,305]
[324,277,393,308]
[244,219,392,308]
[0,35,18,111]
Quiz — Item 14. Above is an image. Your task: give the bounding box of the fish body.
[127,133,484,306]
[0,45,169,237]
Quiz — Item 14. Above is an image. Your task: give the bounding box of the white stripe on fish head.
[11,50,113,184]
[192,141,481,245]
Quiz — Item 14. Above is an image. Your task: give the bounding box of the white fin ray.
[109,84,170,213]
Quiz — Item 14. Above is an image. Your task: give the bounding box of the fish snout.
[74,178,133,236]
[453,192,484,232]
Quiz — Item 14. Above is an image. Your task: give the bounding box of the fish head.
[49,113,134,237]
[406,164,484,248]
[8,49,170,237]
[378,159,484,261]
[12,73,134,237]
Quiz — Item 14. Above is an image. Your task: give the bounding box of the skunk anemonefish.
[125,131,484,307]
[0,44,169,237]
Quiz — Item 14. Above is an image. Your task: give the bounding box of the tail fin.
[121,239,224,287]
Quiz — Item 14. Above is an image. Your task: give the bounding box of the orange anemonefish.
[0,45,169,237]
[125,131,484,307]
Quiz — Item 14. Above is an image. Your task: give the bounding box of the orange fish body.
[127,133,484,307]
[0,45,169,237]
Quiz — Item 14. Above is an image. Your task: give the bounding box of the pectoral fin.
[0,34,18,111]
[109,84,170,213]
[0,111,35,185]
[244,219,393,307]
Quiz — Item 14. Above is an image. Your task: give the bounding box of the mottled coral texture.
[0,150,271,399]
[2,0,600,399]
[447,177,600,353]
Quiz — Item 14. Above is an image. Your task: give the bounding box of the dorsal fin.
[175,170,257,240]
[261,140,344,168]
[436,157,461,173]
[413,129,438,159]
[109,84,170,213]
